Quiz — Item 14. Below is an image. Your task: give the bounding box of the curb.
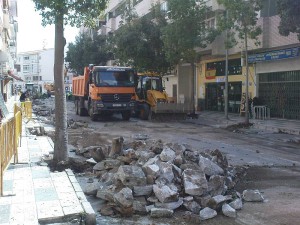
[65,169,96,225]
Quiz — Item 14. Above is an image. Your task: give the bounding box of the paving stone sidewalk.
[0,124,95,225]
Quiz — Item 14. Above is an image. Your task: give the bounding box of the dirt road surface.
[63,101,300,225]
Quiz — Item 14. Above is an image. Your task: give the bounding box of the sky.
[17,0,79,53]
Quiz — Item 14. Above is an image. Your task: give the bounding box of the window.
[23,65,30,72]
[24,56,29,60]
[206,58,242,76]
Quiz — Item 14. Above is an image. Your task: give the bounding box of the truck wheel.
[122,111,131,121]
[89,104,97,121]
[140,104,150,120]
[75,100,79,115]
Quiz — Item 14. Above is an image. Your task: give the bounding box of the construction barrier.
[20,101,32,120]
[0,104,22,196]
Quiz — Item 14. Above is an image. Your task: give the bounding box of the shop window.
[206,58,242,76]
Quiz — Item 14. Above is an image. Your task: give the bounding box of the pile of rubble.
[75,137,264,221]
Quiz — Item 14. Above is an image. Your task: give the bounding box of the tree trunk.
[244,30,250,124]
[53,13,68,165]
[191,62,195,114]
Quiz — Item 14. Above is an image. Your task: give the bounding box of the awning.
[8,70,23,81]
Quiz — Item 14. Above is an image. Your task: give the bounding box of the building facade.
[0,0,19,102]
[16,48,54,94]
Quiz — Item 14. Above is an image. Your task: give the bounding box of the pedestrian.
[19,90,28,102]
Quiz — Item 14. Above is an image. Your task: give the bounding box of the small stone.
[153,184,178,203]
[160,147,176,162]
[199,207,217,220]
[222,203,236,218]
[229,198,243,210]
[150,208,173,218]
[114,187,134,208]
[242,189,264,202]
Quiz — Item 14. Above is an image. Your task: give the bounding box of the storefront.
[251,47,300,119]
[198,55,255,113]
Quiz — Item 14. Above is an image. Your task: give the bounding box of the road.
[65,101,300,225]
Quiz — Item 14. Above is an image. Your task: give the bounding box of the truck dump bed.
[72,68,89,97]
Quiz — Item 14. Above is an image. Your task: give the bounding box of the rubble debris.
[70,136,264,220]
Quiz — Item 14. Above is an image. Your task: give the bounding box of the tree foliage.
[277,0,300,41]
[162,0,216,65]
[33,0,107,27]
[217,0,262,44]
[66,33,113,74]
[112,4,171,74]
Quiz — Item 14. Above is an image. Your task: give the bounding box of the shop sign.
[248,47,300,63]
[205,69,216,79]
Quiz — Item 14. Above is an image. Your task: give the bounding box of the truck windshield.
[143,77,163,91]
[95,70,135,87]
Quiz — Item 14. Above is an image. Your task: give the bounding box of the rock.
[149,140,164,154]
[194,195,211,208]
[150,208,173,218]
[183,149,199,162]
[114,187,134,208]
[115,206,134,217]
[99,205,115,216]
[173,155,183,167]
[207,195,232,210]
[143,164,160,178]
[199,207,217,220]
[84,182,102,196]
[155,198,183,210]
[133,198,148,215]
[183,200,201,214]
[182,169,208,196]
[133,185,153,196]
[146,204,155,212]
[109,137,124,157]
[242,189,264,202]
[198,156,224,176]
[90,147,106,162]
[93,159,122,171]
[229,198,243,210]
[99,172,115,186]
[96,185,118,201]
[210,149,228,170]
[160,147,176,162]
[123,148,138,160]
[158,162,174,183]
[116,165,147,187]
[208,175,225,196]
[86,158,97,165]
[222,203,236,218]
[153,184,178,203]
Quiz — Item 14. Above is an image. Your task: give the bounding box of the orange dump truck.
[72,65,136,121]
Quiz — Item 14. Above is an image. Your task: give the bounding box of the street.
[62,100,300,225]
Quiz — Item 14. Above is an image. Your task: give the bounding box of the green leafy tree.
[113,15,171,73]
[33,0,107,167]
[111,2,171,74]
[277,0,300,41]
[66,33,113,74]
[217,0,262,124]
[162,0,216,113]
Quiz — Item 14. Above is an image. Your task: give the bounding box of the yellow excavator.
[134,72,193,120]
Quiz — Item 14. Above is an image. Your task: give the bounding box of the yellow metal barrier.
[0,104,23,196]
[20,101,32,122]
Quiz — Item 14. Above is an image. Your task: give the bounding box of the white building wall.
[39,48,54,83]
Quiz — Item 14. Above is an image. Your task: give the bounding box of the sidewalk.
[190,111,300,135]
[1,99,95,225]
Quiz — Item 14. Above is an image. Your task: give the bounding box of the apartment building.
[16,48,54,94]
[0,0,18,102]
[102,0,300,119]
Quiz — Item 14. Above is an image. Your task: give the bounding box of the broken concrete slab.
[198,155,224,176]
[153,184,178,203]
[182,169,208,196]
[116,165,147,187]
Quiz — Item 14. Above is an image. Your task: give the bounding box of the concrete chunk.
[222,203,237,218]
[150,208,173,218]
[242,189,264,202]
[153,184,178,203]
[199,207,217,220]
[198,156,224,176]
[116,165,146,187]
[183,169,208,196]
